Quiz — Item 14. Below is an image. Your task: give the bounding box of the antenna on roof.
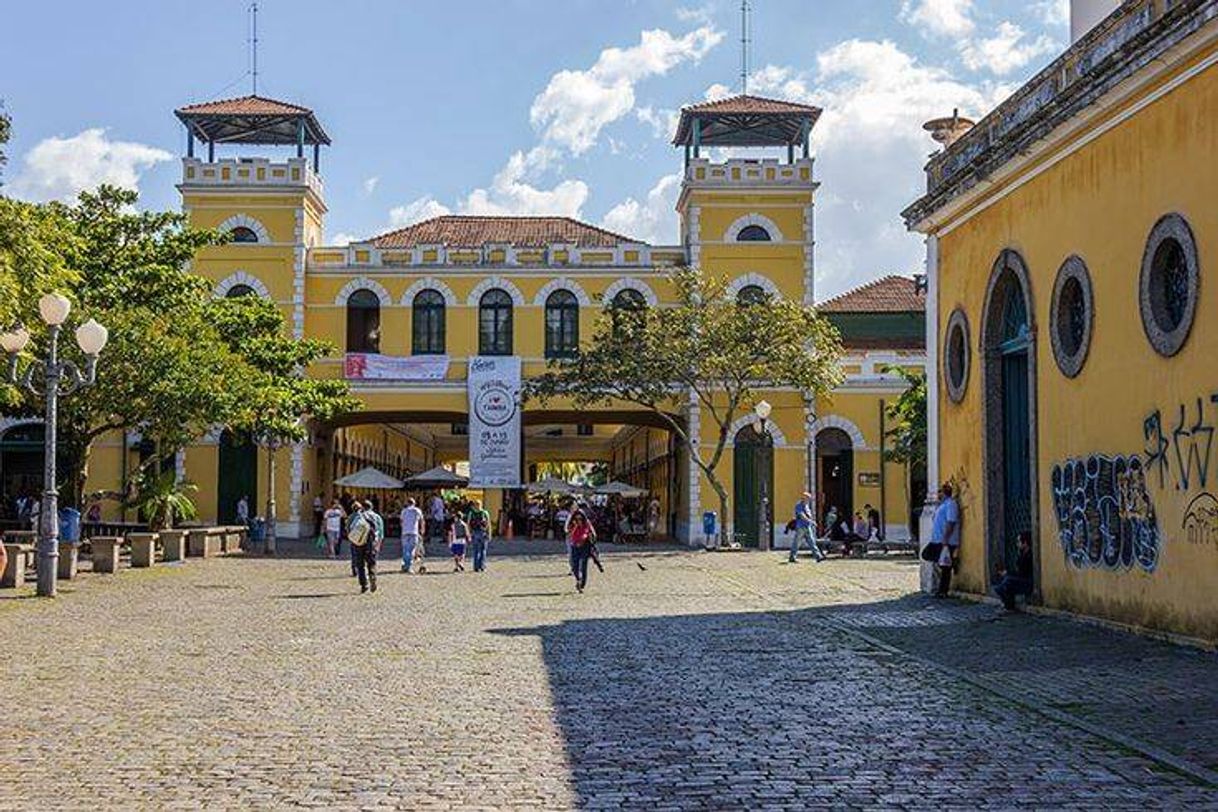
[249,2,259,95]
[740,0,751,95]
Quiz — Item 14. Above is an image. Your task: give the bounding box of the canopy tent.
[595,481,649,498]
[333,467,405,490]
[402,466,470,490]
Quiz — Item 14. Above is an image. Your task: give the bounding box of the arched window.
[736,224,771,242]
[225,284,256,299]
[545,290,580,358]
[479,289,514,356]
[229,226,259,244]
[412,289,446,355]
[611,289,646,311]
[346,289,381,353]
[736,284,768,306]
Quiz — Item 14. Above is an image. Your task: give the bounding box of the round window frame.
[1050,255,1093,378]
[944,307,971,404]
[1139,213,1199,358]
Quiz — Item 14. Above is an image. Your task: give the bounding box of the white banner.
[345,353,450,381]
[468,356,522,488]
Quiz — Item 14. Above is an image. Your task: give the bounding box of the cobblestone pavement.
[2,546,1216,810]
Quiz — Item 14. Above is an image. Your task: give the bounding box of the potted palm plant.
[129,471,199,531]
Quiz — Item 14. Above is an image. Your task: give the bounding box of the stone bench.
[1,542,35,588]
[128,532,159,568]
[59,542,81,580]
[220,526,247,554]
[187,528,223,558]
[90,536,123,574]
[160,530,187,562]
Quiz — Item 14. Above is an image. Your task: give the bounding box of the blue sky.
[1,0,1069,297]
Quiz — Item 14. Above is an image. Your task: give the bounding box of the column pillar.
[919,234,941,593]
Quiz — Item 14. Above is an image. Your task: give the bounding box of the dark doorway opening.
[217,430,258,525]
[733,424,773,548]
[817,428,854,535]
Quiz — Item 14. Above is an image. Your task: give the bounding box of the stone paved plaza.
[2,545,1216,810]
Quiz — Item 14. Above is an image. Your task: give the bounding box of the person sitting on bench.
[994,532,1034,610]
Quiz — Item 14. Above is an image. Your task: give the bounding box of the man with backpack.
[346,501,377,593]
[467,500,492,572]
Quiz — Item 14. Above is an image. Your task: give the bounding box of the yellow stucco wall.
[932,53,1218,640]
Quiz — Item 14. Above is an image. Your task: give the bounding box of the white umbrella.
[595,481,648,498]
[526,477,575,495]
[333,466,405,490]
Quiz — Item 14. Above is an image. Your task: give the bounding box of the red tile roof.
[370,216,641,248]
[682,94,822,115]
[818,275,926,313]
[176,94,314,116]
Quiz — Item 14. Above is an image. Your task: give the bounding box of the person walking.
[448,514,469,571]
[364,498,385,557]
[346,503,377,593]
[236,495,250,526]
[788,492,826,562]
[427,492,446,542]
[467,499,492,572]
[930,483,961,597]
[400,497,425,573]
[567,509,596,593]
[323,500,345,559]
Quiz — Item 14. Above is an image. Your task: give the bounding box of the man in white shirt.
[400,497,426,573]
[427,493,445,540]
[236,495,250,526]
[931,483,961,597]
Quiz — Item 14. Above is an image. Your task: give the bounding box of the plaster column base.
[57,543,79,580]
[160,530,186,562]
[129,533,158,568]
[90,537,122,574]
[918,500,939,594]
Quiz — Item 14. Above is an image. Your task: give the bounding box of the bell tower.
[672,95,820,305]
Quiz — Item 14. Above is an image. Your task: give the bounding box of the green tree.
[128,470,199,530]
[882,365,927,471]
[528,267,843,545]
[0,104,10,183]
[211,294,361,550]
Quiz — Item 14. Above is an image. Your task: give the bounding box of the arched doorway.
[217,430,258,524]
[983,250,1038,594]
[817,427,853,532]
[733,423,773,548]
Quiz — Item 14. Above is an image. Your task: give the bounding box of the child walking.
[448,515,469,572]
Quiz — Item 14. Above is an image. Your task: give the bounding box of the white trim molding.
[602,277,659,307]
[401,277,458,307]
[725,212,785,242]
[217,213,271,243]
[726,272,781,300]
[726,412,789,447]
[810,414,867,451]
[334,277,392,306]
[466,276,526,306]
[213,270,271,299]
[533,277,592,306]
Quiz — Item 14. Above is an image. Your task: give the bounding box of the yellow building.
[904,0,1218,642]
[0,93,925,548]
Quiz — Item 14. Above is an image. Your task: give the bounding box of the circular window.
[1139,213,1199,357]
[944,308,970,403]
[1050,256,1093,378]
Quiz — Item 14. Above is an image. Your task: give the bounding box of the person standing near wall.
[929,483,960,597]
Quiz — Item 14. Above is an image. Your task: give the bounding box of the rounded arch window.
[229,226,259,244]
[479,289,514,356]
[1050,256,1093,378]
[225,283,256,299]
[1139,213,1199,357]
[346,289,381,353]
[412,289,446,355]
[944,308,971,404]
[736,224,772,242]
[610,288,646,311]
[737,284,768,306]
[545,289,580,359]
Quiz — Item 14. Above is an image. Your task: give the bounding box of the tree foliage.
[0,104,10,183]
[128,470,199,530]
[527,267,843,542]
[883,365,927,471]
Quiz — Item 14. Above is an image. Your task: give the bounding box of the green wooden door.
[217,430,258,524]
[733,425,773,548]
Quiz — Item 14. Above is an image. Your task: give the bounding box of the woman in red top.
[567,509,596,592]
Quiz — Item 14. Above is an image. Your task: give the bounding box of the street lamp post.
[2,294,108,597]
[754,399,772,551]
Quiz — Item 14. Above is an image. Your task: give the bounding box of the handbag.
[921,542,943,563]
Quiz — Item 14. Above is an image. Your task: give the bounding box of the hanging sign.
[468,356,522,488]
[344,353,450,381]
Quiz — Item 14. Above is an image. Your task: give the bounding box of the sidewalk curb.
[700,564,1218,790]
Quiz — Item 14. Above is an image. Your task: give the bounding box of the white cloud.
[739,41,1012,298]
[635,106,681,140]
[363,176,379,195]
[900,0,975,38]
[529,25,723,155]
[704,82,733,101]
[1033,0,1070,27]
[675,5,714,25]
[330,232,359,246]
[960,22,1056,75]
[601,173,682,245]
[9,128,172,202]
[460,147,588,217]
[388,196,451,227]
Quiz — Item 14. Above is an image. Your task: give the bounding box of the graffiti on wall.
[1049,455,1160,573]
[1143,396,1217,491]
[1183,492,1218,551]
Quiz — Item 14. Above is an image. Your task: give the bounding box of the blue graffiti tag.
[1050,454,1160,573]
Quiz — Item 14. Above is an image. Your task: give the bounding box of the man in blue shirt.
[931,483,961,596]
[789,492,826,562]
